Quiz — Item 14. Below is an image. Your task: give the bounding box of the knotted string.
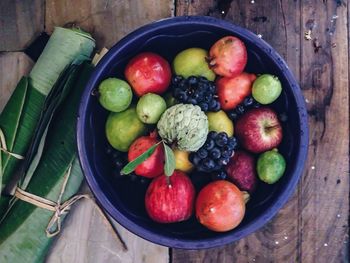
[14,164,128,251]
[0,128,25,160]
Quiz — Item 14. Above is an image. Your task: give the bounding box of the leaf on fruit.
[120,142,161,175]
[163,142,175,177]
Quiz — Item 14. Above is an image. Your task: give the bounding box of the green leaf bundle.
[0,62,94,263]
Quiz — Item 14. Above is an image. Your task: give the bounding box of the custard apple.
[157,103,208,151]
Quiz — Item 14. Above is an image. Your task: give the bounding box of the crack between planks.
[347,0,350,259]
[43,0,46,31]
[173,0,177,16]
[168,247,173,263]
[278,0,288,55]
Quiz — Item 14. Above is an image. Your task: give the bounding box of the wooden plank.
[46,183,169,263]
[299,0,349,261]
[0,52,34,112]
[45,0,174,50]
[0,0,44,51]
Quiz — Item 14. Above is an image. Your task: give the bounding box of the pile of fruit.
[99,36,286,232]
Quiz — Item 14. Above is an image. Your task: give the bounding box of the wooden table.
[1,1,349,262]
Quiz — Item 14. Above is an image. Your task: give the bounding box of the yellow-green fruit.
[105,107,147,152]
[174,149,194,172]
[98,78,132,112]
[173,48,216,81]
[207,110,234,137]
[257,149,286,184]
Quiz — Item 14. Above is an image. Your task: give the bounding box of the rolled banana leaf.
[0,27,95,195]
[0,62,94,263]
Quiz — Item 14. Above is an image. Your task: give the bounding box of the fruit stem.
[242,191,250,204]
[265,124,280,132]
[166,176,171,187]
[91,89,99,96]
[149,130,159,139]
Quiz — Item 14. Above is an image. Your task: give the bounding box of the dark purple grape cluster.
[189,131,237,173]
[171,75,220,112]
[228,96,261,121]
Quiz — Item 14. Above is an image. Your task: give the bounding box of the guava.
[257,149,286,184]
[106,107,147,152]
[252,74,282,104]
[136,93,166,124]
[98,78,132,112]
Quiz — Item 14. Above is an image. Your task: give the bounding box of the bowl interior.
[78,17,307,249]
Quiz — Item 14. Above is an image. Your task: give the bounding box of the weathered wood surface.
[173,0,349,262]
[0,0,44,51]
[0,52,33,112]
[0,1,349,263]
[45,0,174,49]
[46,184,168,263]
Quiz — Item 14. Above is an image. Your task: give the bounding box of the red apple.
[235,107,283,153]
[225,150,257,194]
[124,52,171,96]
[195,180,245,232]
[208,36,247,78]
[216,72,256,111]
[128,133,164,178]
[145,171,195,223]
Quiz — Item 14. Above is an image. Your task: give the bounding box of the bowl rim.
[77,15,309,249]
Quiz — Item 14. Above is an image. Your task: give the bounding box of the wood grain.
[0,52,34,112]
[299,0,349,261]
[0,0,44,51]
[45,0,174,50]
[46,183,168,263]
[173,0,349,262]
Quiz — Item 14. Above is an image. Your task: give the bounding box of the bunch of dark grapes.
[106,145,148,183]
[171,75,220,112]
[189,131,238,173]
[228,96,261,121]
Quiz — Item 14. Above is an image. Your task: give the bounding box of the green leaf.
[120,142,161,175]
[163,143,175,177]
[0,77,28,194]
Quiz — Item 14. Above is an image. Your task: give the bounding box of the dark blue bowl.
[77,16,308,249]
